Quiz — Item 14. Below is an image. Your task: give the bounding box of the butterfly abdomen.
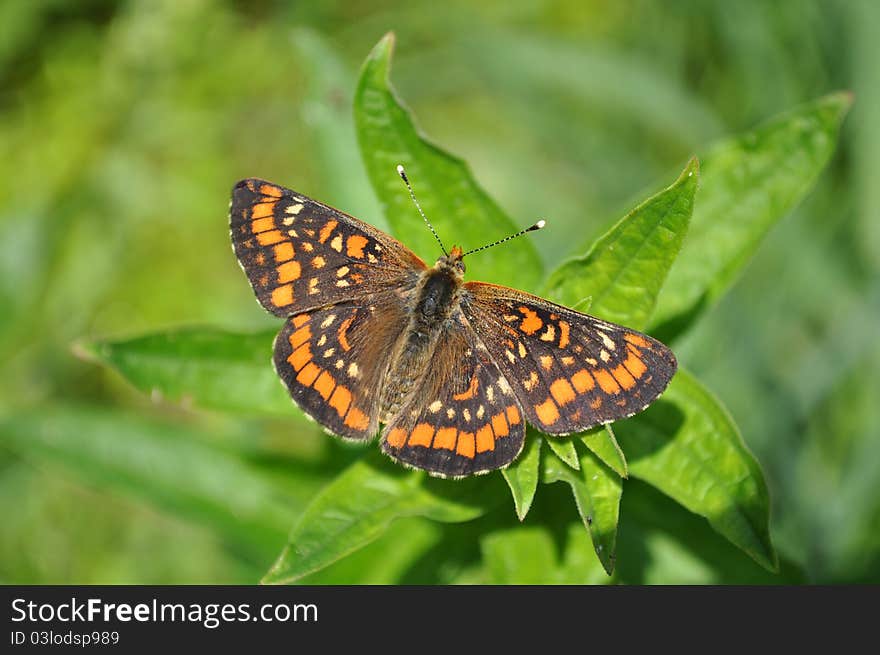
[379,268,462,422]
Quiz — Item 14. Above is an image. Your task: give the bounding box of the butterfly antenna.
[397,165,447,257]
[462,220,546,257]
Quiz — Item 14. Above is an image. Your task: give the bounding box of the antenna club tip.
[536,219,546,229]
[396,164,407,178]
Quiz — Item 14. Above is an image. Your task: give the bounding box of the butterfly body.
[231,178,677,478]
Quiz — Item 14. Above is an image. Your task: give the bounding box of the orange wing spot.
[346,235,369,258]
[251,216,274,233]
[476,424,495,453]
[272,284,294,307]
[409,423,435,447]
[535,398,560,426]
[260,184,282,198]
[433,427,457,450]
[387,427,407,448]
[255,252,266,266]
[311,256,326,269]
[590,397,603,409]
[593,369,621,395]
[289,325,311,349]
[550,378,576,406]
[287,343,312,372]
[257,230,286,246]
[292,313,309,328]
[571,369,595,393]
[611,364,637,390]
[318,220,338,244]
[456,432,476,459]
[277,260,302,283]
[491,413,509,438]
[624,333,651,349]
[558,321,570,349]
[452,375,479,401]
[329,385,352,417]
[258,273,269,287]
[344,407,370,430]
[506,405,521,425]
[313,370,336,400]
[295,362,320,386]
[274,242,295,262]
[540,355,554,371]
[251,202,276,219]
[518,307,543,335]
[338,316,354,351]
[623,351,648,378]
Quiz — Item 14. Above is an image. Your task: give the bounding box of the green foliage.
[0,4,868,585]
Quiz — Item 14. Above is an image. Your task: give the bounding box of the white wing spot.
[429,400,442,413]
[505,349,516,363]
[539,325,556,342]
[477,405,485,419]
[600,332,616,351]
[286,203,304,215]
[330,234,343,252]
[317,334,327,346]
[447,408,456,419]
[336,279,350,287]
[337,266,350,278]
[600,350,611,363]
[347,362,360,378]
[321,314,336,328]
[463,408,471,422]
[323,348,335,358]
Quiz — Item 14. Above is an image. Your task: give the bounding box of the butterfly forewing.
[380,312,525,477]
[230,178,424,316]
[461,282,677,435]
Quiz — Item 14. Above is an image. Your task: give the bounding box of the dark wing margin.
[461,282,677,435]
[230,178,425,317]
[380,312,526,477]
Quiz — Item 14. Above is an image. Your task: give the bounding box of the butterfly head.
[434,245,466,279]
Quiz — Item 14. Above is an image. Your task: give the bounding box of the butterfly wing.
[232,178,426,439]
[273,292,411,440]
[461,282,677,435]
[230,178,425,316]
[380,311,525,477]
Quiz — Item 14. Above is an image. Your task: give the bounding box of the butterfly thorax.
[378,248,466,422]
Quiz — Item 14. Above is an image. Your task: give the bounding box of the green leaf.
[542,442,622,575]
[545,157,698,330]
[77,328,303,418]
[651,93,853,340]
[614,368,778,571]
[545,435,580,470]
[354,32,544,289]
[616,480,804,584]
[581,425,628,479]
[262,451,501,584]
[481,527,560,584]
[0,405,298,558]
[501,432,542,521]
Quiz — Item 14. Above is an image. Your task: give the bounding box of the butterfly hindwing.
[381,311,526,477]
[273,293,410,440]
[462,282,677,435]
[230,178,425,316]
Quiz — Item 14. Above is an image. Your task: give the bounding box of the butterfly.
[230,170,677,478]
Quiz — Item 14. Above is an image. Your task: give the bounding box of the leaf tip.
[70,338,101,364]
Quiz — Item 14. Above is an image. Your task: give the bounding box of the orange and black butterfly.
[230,169,676,478]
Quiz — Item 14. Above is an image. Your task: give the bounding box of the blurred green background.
[1,0,878,584]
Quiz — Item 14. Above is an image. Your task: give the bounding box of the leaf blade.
[542,444,622,575]
[544,157,699,330]
[354,33,544,289]
[651,93,853,340]
[262,451,501,584]
[501,432,542,521]
[614,368,778,571]
[581,425,628,479]
[77,328,303,418]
